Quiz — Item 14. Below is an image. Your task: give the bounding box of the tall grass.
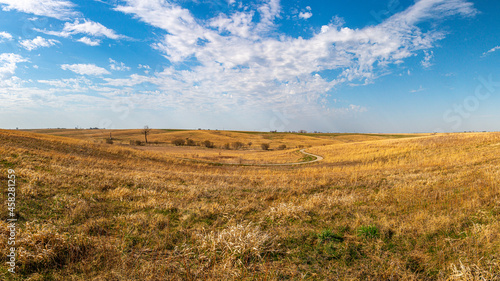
[0,130,499,279]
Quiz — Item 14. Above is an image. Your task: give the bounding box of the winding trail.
[180,148,324,166]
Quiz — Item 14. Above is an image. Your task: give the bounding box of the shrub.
[172,139,185,146]
[223,143,231,150]
[186,138,196,146]
[232,141,244,150]
[261,143,270,150]
[130,140,143,146]
[278,144,286,150]
[203,140,214,148]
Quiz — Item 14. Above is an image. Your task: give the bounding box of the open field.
[1,129,499,280]
[25,129,423,165]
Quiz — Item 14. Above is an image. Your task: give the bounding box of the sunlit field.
[1,129,499,280]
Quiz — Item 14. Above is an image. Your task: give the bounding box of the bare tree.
[142,126,151,144]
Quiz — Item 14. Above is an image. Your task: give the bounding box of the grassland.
[0,129,499,280]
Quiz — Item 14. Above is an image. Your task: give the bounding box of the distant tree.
[261,143,270,150]
[142,126,151,143]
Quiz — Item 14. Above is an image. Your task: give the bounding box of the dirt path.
[179,148,324,166]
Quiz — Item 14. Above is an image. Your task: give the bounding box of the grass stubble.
[0,129,499,280]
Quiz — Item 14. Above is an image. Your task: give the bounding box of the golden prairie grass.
[29,128,413,148]
[0,129,499,280]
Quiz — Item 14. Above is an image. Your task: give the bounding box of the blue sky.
[0,0,499,133]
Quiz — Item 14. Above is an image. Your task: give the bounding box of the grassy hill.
[0,129,499,280]
[27,128,422,148]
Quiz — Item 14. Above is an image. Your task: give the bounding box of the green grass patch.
[317,229,344,243]
[357,225,380,239]
[0,159,15,168]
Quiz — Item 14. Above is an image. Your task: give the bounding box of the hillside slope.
[0,130,499,280]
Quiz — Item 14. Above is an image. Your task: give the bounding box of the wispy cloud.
[35,19,127,44]
[421,50,434,68]
[109,0,476,114]
[19,36,60,51]
[61,19,124,39]
[0,0,80,20]
[61,64,110,76]
[482,45,500,57]
[1,0,478,125]
[109,58,131,71]
[410,85,426,93]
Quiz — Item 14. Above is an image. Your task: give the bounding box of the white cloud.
[299,11,312,20]
[62,19,123,39]
[61,64,110,76]
[256,0,281,31]
[348,104,367,113]
[19,36,60,51]
[482,46,500,57]
[421,50,434,68]
[104,73,151,87]
[0,31,13,42]
[109,58,131,71]
[77,37,101,46]
[110,0,476,114]
[410,85,426,93]
[0,0,79,20]
[38,77,94,93]
[35,19,126,43]
[138,64,150,74]
[0,53,27,79]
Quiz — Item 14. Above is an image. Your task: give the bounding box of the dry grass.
[0,129,499,280]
